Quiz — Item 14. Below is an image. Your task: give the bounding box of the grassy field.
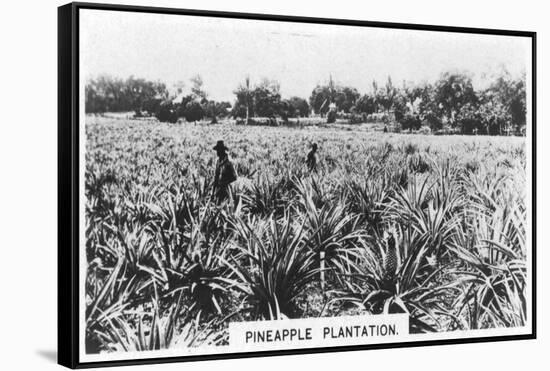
[84,116,527,353]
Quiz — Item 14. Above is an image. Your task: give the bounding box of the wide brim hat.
[213,140,228,151]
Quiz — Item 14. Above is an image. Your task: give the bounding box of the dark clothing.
[213,155,237,203]
[306,150,317,172]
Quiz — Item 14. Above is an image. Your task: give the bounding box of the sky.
[80,9,531,103]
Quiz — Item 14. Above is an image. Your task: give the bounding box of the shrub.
[154,101,179,123]
[418,126,432,135]
[347,113,365,124]
[456,103,483,135]
[400,113,422,132]
[327,110,337,124]
[425,111,443,132]
[183,101,205,122]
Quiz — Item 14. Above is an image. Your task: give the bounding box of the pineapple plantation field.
[85,116,528,354]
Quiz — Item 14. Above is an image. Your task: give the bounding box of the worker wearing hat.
[306,142,318,173]
[212,140,237,203]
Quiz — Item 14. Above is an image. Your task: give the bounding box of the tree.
[375,76,398,115]
[400,113,422,132]
[402,82,434,117]
[155,100,179,123]
[486,70,526,133]
[425,111,443,132]
[125,76,167,116]
[309,85,332,115]
[509,77,526,131]
[85,75,168,115]
[232,78,282,119]
[397,82,440,131]
[190,74,208,103]
[182,100,205,122]
[279,97,309,119]
[455,103,483,134]
[355,94,377,115]
[335,86,360,113]
[309,76,359,115]
[476,89,511,135]
[85,75,126,113]
[434,72,478,128]
[232,76,253,119]
[85,80,103,113]
[287,97,309,117]
[371,80,380,112]
[141,83,168,117]
[205,100,231,122]
[253,79,282,117]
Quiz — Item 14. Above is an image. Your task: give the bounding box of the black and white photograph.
[61,2,534,367]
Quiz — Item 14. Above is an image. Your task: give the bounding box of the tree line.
[85,70,526,135]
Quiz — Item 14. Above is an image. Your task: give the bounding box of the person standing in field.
[212,140,237,204]
[306,143,318,173]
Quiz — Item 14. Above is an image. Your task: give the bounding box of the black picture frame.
[58,2,537,368]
